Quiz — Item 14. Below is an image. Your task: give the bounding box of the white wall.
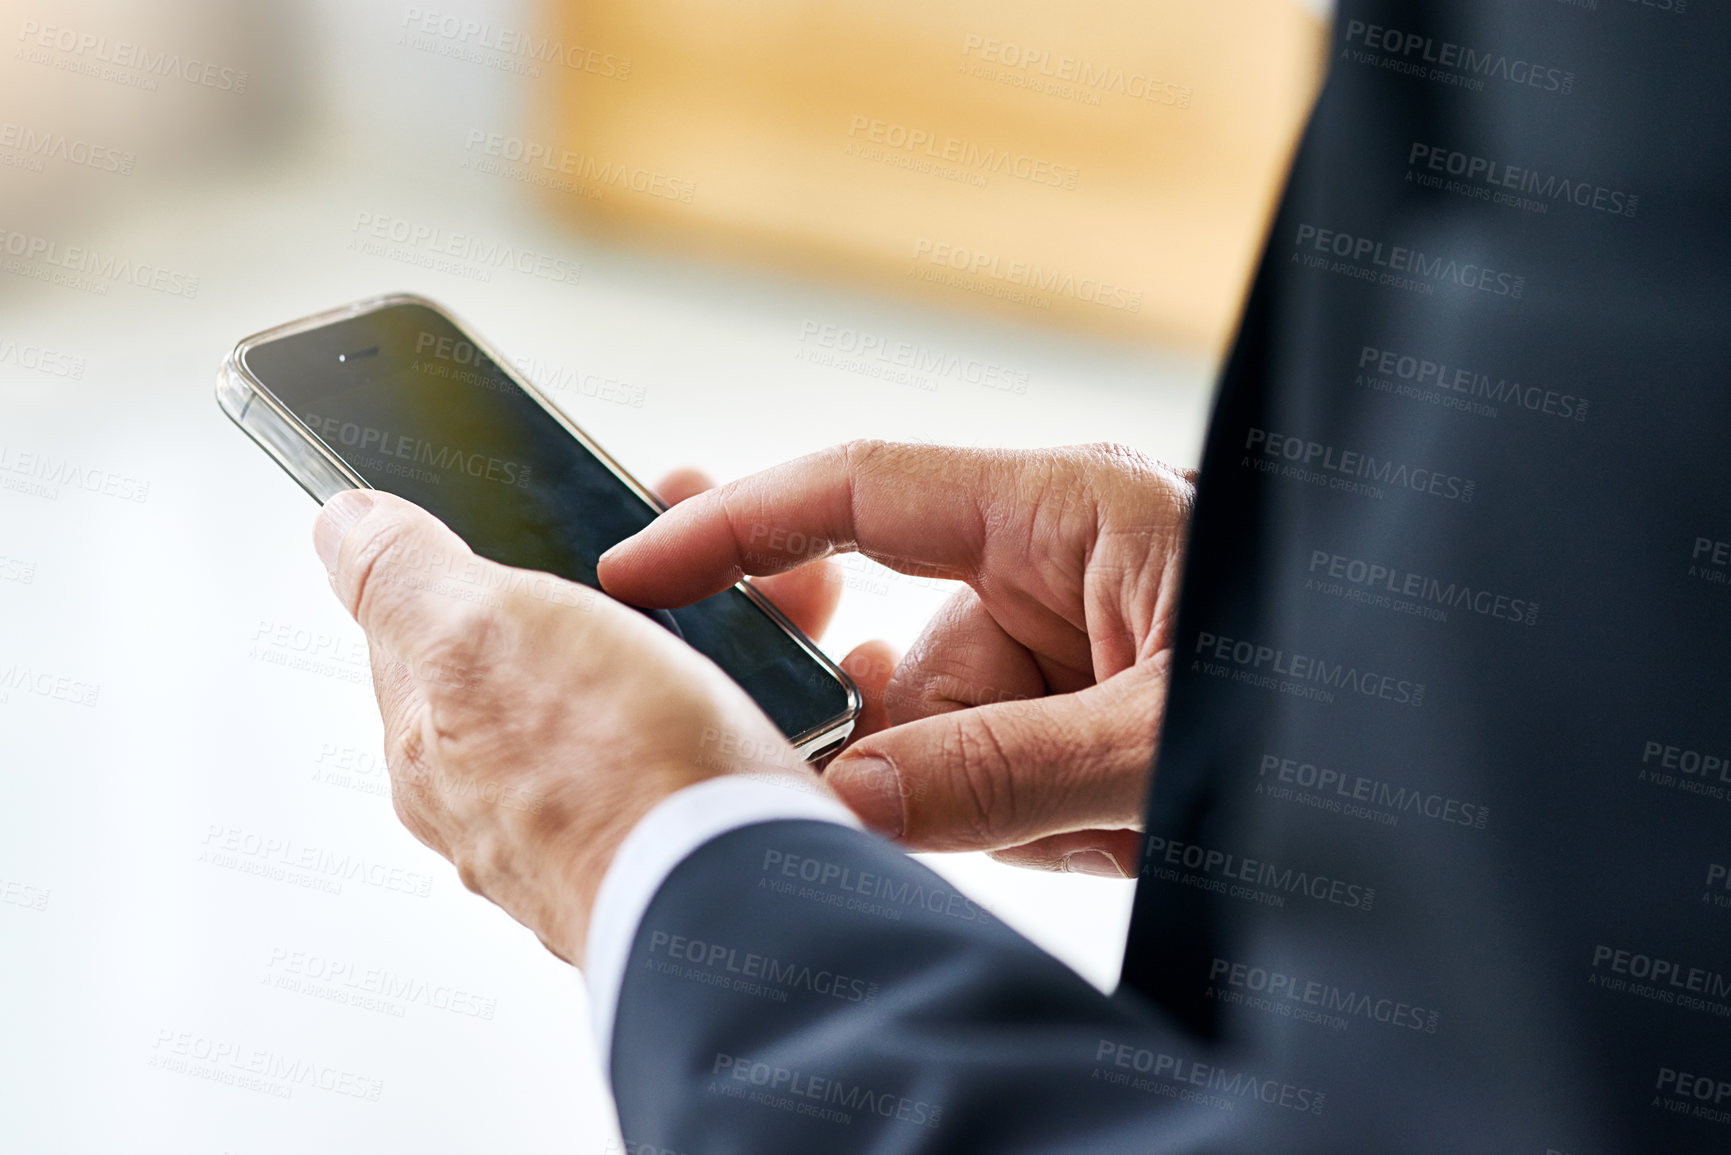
[0,1,1228,1150]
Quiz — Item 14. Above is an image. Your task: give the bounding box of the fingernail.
[828,755,904,838]
[1063,850,1127,878]
[314,489,376,573]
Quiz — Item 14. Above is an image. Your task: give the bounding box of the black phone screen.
[243,301,853,745]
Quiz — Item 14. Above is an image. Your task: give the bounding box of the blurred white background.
[0,1,1238,1151]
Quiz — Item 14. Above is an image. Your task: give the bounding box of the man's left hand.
[312,485,830,967]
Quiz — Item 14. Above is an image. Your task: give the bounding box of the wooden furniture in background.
[535,0,1325,352]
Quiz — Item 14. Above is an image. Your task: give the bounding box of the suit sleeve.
[607,818,1287,1154]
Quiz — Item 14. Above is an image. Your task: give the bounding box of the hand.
[645,469,905,740]
[598,441,1195,877]
[312,486,827,968]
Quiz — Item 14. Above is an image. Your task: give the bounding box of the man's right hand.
[598,441,1195,878]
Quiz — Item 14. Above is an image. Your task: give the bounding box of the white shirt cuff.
[583,774,861,1078]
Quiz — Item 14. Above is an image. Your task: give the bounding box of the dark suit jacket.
[612,2,1731,1150]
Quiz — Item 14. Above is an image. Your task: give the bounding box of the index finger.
[598,440,1011,608]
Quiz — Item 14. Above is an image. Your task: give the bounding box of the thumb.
[313,489,497,683]
[825,666,1160,852]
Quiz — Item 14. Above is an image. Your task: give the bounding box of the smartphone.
[217,293,859,761]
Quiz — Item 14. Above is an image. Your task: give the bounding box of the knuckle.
[387,724,438,807]
[841,437,915,491]
[1070,440,1169,499]
[416,605,503,694]
[494,581,570,624]
[881,666,929,722]
[944,712,1018,846]
[385,708,431,782]
[342,515,429,621]
[838,437,891,470]
[1080,440,1194,509]
[1076,440,1153,475]
[521,790,576,849]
